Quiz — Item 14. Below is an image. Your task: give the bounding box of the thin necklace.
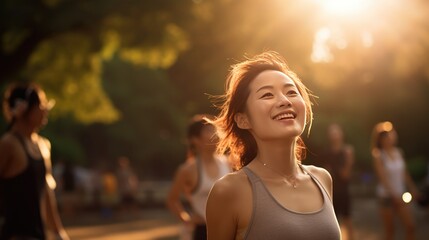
[257,159,299,189]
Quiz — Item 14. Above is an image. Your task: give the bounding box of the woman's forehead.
[250,70,296,90]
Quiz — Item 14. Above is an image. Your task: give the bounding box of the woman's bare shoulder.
[211,169,249,197]
[36,134,51,147]
[344,144,354,155]
[0,133,20,173]
[0,133,19,149]
[371,148,382,158]
[304,164,330,175]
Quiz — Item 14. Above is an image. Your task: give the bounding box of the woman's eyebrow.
[256,83,296,93]
[256,85,273,93]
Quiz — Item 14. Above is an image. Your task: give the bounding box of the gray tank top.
[242,165,341,240]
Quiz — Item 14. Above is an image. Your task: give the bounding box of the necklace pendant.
[283,179,297,189]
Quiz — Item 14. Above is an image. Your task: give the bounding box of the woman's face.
[328,124,344,143]
[380,130,398,148]
[191,124,218,153]
[237,70,306,141]
[26,90,50,128]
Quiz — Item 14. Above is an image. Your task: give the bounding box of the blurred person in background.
[418,160,429,207]
[419,162,429,211]
[59,160,78,218]
[166,114,231,240]
[320,123,355,240]
[206,51,340,240]
[0,83,69,240]
[116,156,139,213]
[371,121,420,240]
[100,165,118,218]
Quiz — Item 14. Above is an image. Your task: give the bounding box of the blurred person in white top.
[166,114,231,240]
[371,121,420,240]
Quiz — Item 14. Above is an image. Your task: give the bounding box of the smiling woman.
[205,51,340,240]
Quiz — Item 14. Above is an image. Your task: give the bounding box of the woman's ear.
[234,113,250,129]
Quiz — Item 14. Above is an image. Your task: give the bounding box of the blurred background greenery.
[1,0,428,182]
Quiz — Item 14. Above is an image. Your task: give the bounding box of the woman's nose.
[277,94,292,108]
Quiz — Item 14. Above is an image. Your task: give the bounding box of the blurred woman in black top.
[0,83,69,240]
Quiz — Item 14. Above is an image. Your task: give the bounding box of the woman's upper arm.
[206,175,238,240]
[166,164,190,210]
[344,145,355,164]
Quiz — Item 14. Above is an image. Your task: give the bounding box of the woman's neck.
[11,122,36,138]
[382,145,395,152]
[255,138,297,175]
[196,150,216,162]
[330,140,343,152]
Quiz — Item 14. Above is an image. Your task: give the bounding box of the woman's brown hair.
[211,51,313,170]
[370,121,394,151]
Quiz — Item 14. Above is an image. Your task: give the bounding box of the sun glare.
[311,27,333,63]
[316,0,370,16]
[310,0,378,62]
[311,27,351,63]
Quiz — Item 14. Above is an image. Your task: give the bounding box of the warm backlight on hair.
[380,121,393,132]
[402,192,412,203]
[375,121,393,133]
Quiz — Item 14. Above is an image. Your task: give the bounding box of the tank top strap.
[12,133,26,149]
[298,164,331,202]
[379,150,387,163]
[11,133,33,160]
[190,157,203,194]
[242,166,262,184]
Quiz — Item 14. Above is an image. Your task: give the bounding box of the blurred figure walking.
[321,123,355,240]
[371,121,420,240]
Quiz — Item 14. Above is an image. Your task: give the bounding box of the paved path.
[63,198,429,240]
[63,209,178,240]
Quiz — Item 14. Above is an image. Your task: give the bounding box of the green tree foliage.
[99,58,188,179]
[1,0,190,123]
